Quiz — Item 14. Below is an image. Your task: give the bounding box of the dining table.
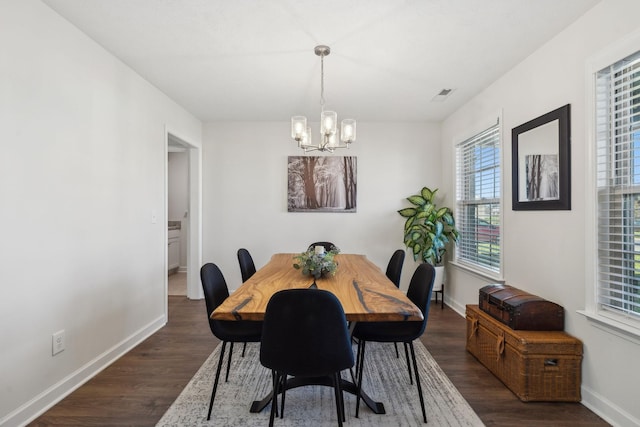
[211,252,424,415]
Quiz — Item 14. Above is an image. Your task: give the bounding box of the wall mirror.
[511,104,571,210]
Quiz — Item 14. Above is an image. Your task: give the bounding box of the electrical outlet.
[52,330,65,356]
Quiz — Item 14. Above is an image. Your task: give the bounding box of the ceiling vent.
[431,88,454,102]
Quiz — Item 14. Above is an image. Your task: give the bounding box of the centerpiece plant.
[398,187,459,266]
[293,246,340,280]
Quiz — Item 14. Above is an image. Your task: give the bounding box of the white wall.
[202,121,441,292]
[0,1,202,425]
[440,0,640,425]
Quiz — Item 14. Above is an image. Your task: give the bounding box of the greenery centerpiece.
[293,246,340,280]
[398,186,459,265]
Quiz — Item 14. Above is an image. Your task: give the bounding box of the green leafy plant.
[398,187,459,265]
[293,247,340,279]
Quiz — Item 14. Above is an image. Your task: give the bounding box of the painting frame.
[287,156,357,213]
[511,104,571,211]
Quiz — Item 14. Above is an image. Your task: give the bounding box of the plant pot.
[432,265,445,292]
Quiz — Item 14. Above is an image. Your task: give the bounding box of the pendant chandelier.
[291,45,356,153]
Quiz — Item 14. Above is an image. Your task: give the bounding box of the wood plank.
[212,253,423,322]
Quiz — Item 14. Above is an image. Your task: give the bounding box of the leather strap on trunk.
[469,317,479,340]
[496,330,505,361]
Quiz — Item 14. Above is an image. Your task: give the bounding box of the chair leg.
[207,341,227,420]
[355,340,366,418]
[355,340,361,417]
[280,374,287,419]
[269,370,279,418]
[225,342,234,382]
[337,372,346,423]
[242,341,247,357]
[394,342,399,358]
[354,340,358,375]
[332,372,344,427]
[269,370,280,427]
[409,342,427,423]
[403,341,413,385]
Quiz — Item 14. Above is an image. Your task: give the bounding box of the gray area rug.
[157,340,484,426]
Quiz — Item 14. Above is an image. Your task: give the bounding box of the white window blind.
[596,49,640,320]
[456,123,501,273]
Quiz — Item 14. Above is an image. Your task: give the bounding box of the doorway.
[166,130,202,312]
[167,145,188,296]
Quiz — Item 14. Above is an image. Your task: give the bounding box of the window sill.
[449,260,504,283]
[577,310,640,345]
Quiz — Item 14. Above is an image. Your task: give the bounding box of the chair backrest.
[406,263,436,334]
[260,289,354,377]
[237,248,256,282]
[200,263,230,336]
[307,241,337,252]
[385,249,405,288]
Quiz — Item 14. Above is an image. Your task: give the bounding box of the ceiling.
[42,0,600,123]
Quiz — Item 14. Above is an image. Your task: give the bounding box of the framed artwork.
[287,156,357,212]
[511,104,571,211]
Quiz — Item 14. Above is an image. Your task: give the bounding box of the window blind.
[596,49,640,319]
[456,123,501,273]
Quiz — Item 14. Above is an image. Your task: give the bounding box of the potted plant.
[293,246,340,284]
[398,187,459,294]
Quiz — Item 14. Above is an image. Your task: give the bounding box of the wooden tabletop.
[212,253,423,322]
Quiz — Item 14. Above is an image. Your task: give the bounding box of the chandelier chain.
[320,53,325,111]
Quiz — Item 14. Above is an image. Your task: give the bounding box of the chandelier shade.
[291,45,356,153]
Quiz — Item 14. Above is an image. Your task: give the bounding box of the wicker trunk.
[466,304,582,402]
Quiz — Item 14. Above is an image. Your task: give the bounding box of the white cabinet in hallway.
[168,228,180,273]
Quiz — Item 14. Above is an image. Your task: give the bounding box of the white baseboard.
[444,296,467,317]
[580,385,639,427]
[1,315,167,427]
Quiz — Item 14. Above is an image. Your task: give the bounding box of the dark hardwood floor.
[30,297,609,426]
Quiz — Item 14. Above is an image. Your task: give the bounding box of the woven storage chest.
[466,304,582,402]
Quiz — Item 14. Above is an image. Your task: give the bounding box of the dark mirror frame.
[511,104,571,211]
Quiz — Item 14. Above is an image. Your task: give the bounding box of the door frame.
[165,127,203,313]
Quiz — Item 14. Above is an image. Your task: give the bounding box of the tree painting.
[288,156,357,212]
[525,154,559,201]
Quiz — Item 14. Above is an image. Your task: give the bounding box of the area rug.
[157,340,484,426]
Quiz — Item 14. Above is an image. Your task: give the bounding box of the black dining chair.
[307,241,337,252]
[237,248,257,283]
[353,263,435,424]
[260,289,355,427]
[236,248,257,356]
[385,249,405,358]
[200,263,263,421]
[385,249,405,288]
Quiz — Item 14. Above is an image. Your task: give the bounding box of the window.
[455,122,501,273]
[595,49,640,322]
